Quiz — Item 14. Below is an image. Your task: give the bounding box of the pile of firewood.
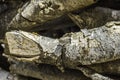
[0,0,120,80]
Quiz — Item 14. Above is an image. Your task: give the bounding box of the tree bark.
[5,21,120,69]
[0,68,28,80]
[8,0,96,30]
[88,60,120,75]
[1,0,120,80]
[68,7,120,29]
[9,62,89,80]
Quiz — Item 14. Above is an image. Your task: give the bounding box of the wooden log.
[76,67,114,80]
[68,7,120,29]
[29,15,75,31]
[0,68,28,80]
[8,0,96,30]
[5,21,120,69]
[10,62,89,80]
[88,60,120,75]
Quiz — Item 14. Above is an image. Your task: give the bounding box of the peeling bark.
[5,21,120,69]
[1,0,120,80]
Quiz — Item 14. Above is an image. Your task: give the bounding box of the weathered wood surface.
[88,60,120,75]
[76,67,115,80]
[8,0,96,30]
[5,21,120,70]
[0,68,28,80]
[69,7,120,29]
[1,0,120,80]
[10,62,90,80]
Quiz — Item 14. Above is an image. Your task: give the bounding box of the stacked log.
[0,0,120,80]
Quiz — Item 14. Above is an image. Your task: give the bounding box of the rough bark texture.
[9,62,90,80]
[1,0,120,80]
[88,60,120,75]
[8,0,96,30]
[4,21,120,80]
[5,21,120,69]
[0,68,29,80]
[69,7,120,29]
[76,67,114,80]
